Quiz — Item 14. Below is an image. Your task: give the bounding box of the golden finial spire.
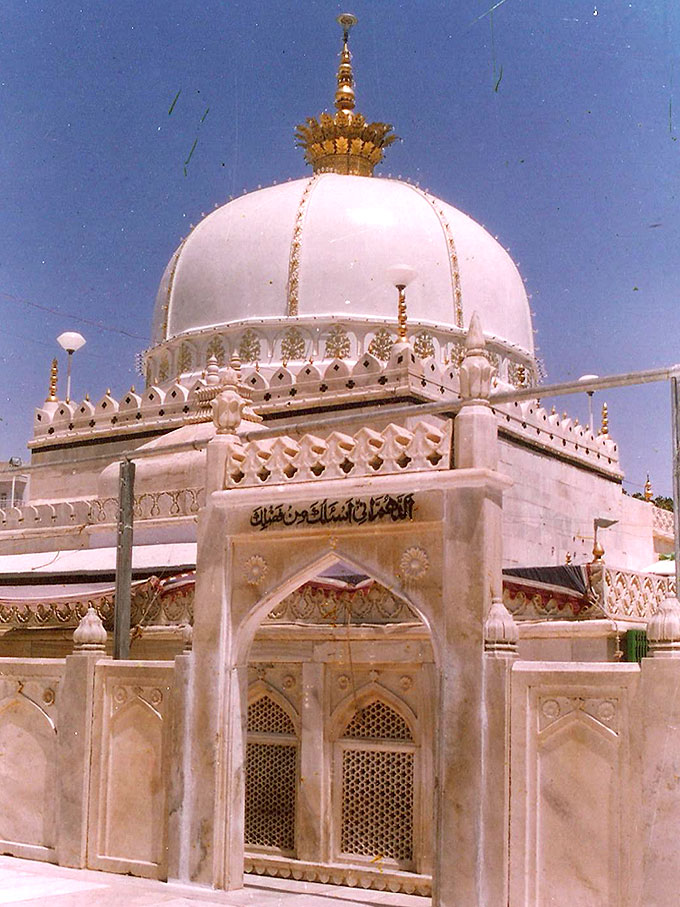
[599,402,609,436]
[295,14,397,176]
[46,358,58,402]
[644,474,653,502]
[335,14,356,112]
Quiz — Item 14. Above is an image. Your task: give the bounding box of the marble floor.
[0,857,431,906]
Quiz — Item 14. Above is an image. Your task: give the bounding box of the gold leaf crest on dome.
[295,16,397,177]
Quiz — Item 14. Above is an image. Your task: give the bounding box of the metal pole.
[113,458,135,659]
[671,377,680,601]
[65,350,73,403]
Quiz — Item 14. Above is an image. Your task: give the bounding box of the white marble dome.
[149,172,534,376]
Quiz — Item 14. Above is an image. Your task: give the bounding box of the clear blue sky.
[1,0,679,495]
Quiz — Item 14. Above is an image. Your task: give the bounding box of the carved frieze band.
[243,856,431,896]
[266,581,419,625]
[0,578,193,630]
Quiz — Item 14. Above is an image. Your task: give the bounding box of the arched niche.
[329,687,419,871]
[0,695,57,851]
[536,712,620,907]
[99,697,165,867]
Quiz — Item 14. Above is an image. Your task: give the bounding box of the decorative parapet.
[0,488,204,535]
[652,505,674,540]
[504,566,676,622]
[224,420,449,488]
[493,398,621,478]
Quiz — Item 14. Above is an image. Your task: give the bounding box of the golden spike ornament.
[644,474,653,502]
[600,402,609,436]
[46,358,58,402]
[397,286,408,341]
[295,14,397,176]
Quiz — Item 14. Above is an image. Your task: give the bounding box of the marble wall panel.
[0,659,63,863]
[509,663,640,907]
[87,661,174,880]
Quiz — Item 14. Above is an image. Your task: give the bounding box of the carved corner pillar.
[56,648,109,868]
[434,470,510,907]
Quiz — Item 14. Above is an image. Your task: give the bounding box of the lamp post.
[56,331,86,403]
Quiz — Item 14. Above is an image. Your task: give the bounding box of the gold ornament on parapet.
[281,327,306,361]
[206,335,226,366]
[239,329,261,364]
[177,342,193,374]
[325,324,351,359]
[413,331,435,359]
[368,327,394,361]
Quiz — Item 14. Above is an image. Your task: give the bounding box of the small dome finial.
[599,402,609,436]
[334,14,357,112]
[46,358,58,402]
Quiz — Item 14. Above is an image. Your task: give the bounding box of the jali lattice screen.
[245,695,297,853]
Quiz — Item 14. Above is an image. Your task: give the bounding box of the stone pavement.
[0,856,431,906]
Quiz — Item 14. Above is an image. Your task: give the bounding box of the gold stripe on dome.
[162,240,186,340]
[286,175,319,317]
[405,185,464,329]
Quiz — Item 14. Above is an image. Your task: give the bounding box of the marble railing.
[0,488,204,532]
[589,564,675,620]
[225,421,449,488]
[652,505,674,538]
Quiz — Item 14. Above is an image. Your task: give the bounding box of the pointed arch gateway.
[182,450,512,906]
[234,551,436,890]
